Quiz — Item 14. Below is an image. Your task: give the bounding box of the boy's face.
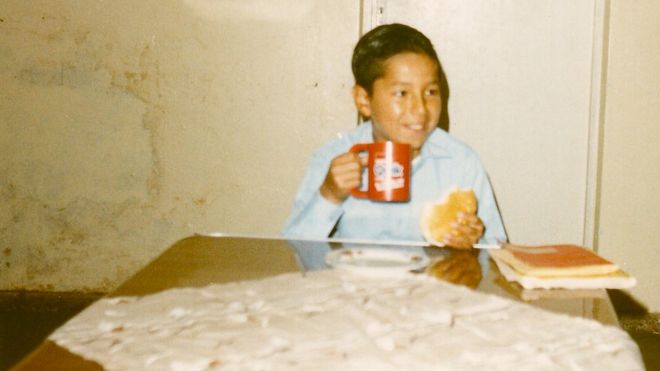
[353,52,442,157]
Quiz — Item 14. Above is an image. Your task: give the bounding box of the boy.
[283,24,506,248]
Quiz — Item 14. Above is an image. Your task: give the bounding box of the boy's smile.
[353,52,442,158]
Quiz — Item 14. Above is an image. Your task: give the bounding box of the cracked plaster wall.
[0,0,358,292]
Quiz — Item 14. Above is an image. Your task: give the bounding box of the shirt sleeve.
[469,156,508,245]
[282,151,345,238]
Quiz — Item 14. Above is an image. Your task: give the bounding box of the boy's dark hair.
[352,23,441,94]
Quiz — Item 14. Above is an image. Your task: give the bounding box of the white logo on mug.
[374,159,405,192]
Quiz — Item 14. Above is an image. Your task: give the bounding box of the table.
[12,235,620,370]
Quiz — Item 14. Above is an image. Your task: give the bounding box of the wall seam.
[583,0,611,251]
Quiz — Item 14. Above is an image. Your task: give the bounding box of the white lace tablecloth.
[50,271,643,371]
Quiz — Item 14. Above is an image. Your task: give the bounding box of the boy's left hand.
[442,212,484,249]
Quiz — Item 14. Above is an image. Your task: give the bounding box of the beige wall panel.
[0,0,359,291]
[381,1,595,245]
[599,1,660,311]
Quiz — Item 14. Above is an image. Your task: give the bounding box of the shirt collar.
[419,129,452,159]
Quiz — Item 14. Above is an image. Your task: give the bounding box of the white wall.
[598,1,660,312]
[380,0,596,245]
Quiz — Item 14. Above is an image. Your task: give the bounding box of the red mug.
[350,141,411,202]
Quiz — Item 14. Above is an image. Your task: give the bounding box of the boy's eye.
[425,88,440,96]
[394,90,407,97]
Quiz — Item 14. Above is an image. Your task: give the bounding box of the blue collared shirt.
[282,122,507,244]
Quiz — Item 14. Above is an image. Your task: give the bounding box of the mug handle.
[349,143,369,199]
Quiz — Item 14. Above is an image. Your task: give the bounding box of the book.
[493,272,610,301]
[491,254,637,291]
[489,243,619,278]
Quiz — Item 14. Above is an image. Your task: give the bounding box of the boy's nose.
[410,93,428,117]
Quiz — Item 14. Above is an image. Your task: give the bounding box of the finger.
[330,166,362,187]
[452,224,482,242]
[330,159,362,175]
[442,234,473,249]
[335,178,361,193]
[331,163,362,179]
[332,152,363,166]
[466,215,484,233]
[446,219,483,248]
[332,166,363,187]
[457,212,483,227]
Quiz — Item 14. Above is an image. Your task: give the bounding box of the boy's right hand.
[319,152,366,204]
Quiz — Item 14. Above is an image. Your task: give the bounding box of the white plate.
[325,248,430,277]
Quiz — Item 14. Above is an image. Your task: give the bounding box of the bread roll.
[421,187,477,246]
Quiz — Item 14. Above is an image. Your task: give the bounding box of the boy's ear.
[352,85,372,119]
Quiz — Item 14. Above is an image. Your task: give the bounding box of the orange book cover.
[490,243,620,277]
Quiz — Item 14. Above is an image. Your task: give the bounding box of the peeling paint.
[102,44,165,201]
[0,178,176,291]
[0,10,165,290]
[0,0,358,293]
